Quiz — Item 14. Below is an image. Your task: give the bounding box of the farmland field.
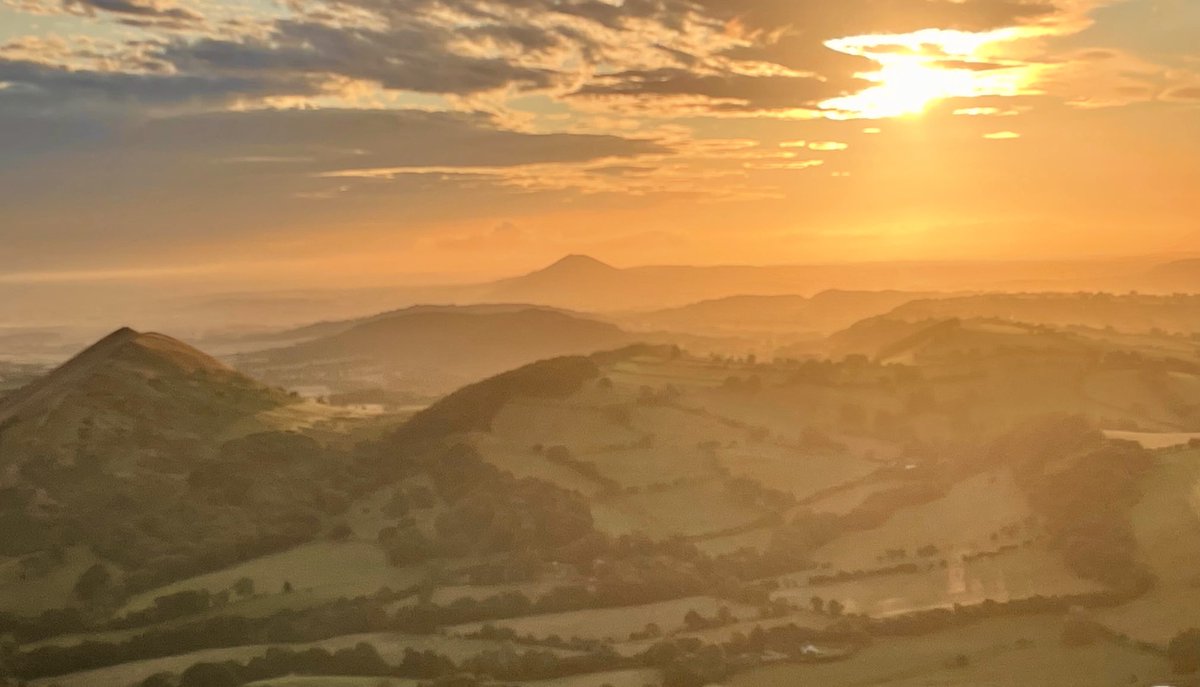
[447,596,757,643]
[727,615,1171,687]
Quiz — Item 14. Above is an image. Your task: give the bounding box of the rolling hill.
[617,290,948,337]
[3,321,1199,687]
[0,328,380,602]
[233,306,634,400]
[0,327,289,457]
[879,293,1200,334]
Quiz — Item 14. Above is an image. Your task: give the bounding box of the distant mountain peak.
[542,254,617,273]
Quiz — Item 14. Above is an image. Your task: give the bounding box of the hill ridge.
[0,327,241,426]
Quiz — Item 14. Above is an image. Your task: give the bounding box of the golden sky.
[0,0,1197,285]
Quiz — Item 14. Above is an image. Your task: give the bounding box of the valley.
[1,281,1200,687]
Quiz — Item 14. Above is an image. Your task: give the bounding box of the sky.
[1,0,1198,288]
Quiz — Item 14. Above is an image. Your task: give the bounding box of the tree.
[179,662,241,687]
[139,673,175,687]
[233,577,255,598]
[827,600,844,617]
[1061,614,1104,647]
[328,522,353,541]
[73,563,113,603]
[1168,629,1200,674]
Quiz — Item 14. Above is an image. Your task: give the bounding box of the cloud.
[1165,85,1200,101]
[9,0,204,28]
[571,67,864,115]
[0,106,672,269]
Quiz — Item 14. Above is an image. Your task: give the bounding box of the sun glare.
[821,28,1041,119]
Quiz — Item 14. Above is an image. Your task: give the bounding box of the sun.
[819,28,1041,120]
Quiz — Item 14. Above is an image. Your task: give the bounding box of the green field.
[727,615,1172,687]
[1104,430,1200,450]
[812,472,1034,572]
[775,547,1102,619]
[32,633,571,687]
[717,442,878,501]
[119,542,424,617]
[1095,448,1200,646]
[0,545,101,616]
[591,480,767,538]
[447,596,758,643]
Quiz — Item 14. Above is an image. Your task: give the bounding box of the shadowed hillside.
[234,306,632,400]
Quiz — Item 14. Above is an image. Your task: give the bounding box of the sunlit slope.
[0,327,289,461]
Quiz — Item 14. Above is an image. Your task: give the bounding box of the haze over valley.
[3,0,1200,684]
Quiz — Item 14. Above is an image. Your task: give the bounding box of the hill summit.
[0,327,286,459]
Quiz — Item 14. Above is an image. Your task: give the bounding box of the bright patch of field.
[119,542,423,616]
[812,472,1033,571]
[804,480,904,516]
[491,400,639,453]
[727,615,1171,687]
[1081,370,1178,428]
[624,405,746,447]
[589,445,718,488]
[1103,430,1200,450]
[591,480,767,539]
[32,633,553,687]
[717,443,878,502]
[219,399,383,440]
[617,612,835,657]
[603,359,734,391]
[471,434,605,496]
[24,587,360,651]
[430,580,574,606]
[691,388,812,444]
[249,678,417,687]
[447,596,757,643]
[522,668,661,687]
[1095,448,1200,646]
[693,527,773,556]
[0,546,98,616]
[775,548,1102,619]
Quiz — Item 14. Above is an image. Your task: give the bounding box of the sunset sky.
[1,0,1198,287]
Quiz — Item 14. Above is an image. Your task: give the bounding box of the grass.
[491,399,640,454]
[0,545,99,616]
[249,679,418,687]
[805,480,905,516]
[33,633,571,687]
[591,480,767,539]
[1095,448,1200,646]
[470,432,607,497]
[1103,430,1200,450]
[447,596,757,643]
[717,443,878,502]
[522,668,661,686]
[693,527,774,556]
[588,445,719,488]
[727,615,1171,687]
[119,541,423,617]
[775,548,1102,619]
[812,472,1034,572]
